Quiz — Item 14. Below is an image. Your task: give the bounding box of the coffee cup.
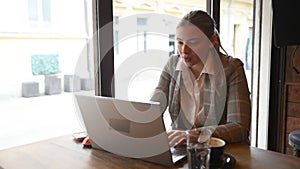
[209,137,226,167]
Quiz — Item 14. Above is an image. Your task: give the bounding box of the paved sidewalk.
[0,93,84,150]
[0,90,173,151]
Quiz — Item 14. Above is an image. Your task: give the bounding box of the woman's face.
[176,25,212,67]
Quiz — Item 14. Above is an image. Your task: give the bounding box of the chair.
[289,130,300,157]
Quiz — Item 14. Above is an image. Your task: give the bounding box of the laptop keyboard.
[171,146,187,156]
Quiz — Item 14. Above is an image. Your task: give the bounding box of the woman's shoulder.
[166,54,181,67]
[220,54,244,69]
[168,54,180,62]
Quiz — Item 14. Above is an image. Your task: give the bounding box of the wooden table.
[0,135,299,169]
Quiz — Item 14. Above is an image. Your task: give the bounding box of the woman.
[151,10,251,147]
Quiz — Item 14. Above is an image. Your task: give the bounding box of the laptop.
[75,94,186,166]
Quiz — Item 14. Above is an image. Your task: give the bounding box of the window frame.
[93,0,115,97]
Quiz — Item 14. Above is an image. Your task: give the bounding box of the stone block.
[22,82,39,97]
[45,75,61,95]
[64,75,81,92]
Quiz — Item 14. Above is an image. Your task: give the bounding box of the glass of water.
[186,129,211,169]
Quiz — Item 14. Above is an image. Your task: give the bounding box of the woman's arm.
[150,55,180,113]
[212,59,251,144]
[150,69,170,112]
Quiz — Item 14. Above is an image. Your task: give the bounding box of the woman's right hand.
[167,129,199,147]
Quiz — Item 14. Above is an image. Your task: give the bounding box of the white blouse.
[176,54,215,129]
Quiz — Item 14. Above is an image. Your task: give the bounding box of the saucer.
[210,153,236,169]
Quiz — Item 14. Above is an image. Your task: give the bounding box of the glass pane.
[0,0,92,149]
[42,0,51,22]
[113,0,206,102]
[220,0,254,88]
[28,0,39,21]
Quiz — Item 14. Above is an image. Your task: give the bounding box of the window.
[114,16,119,25]
[220,0,254,90]
[137,31,147,53]
[28,0,38,21]
[42,0,51,21]
[169,34,176,55]
[28,0,51,22]
[137,17,147,26]
[220,0,256,146]
[112,0,206,101]
[0,0,92,150]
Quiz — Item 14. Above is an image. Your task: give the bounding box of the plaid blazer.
[151,54,251,144]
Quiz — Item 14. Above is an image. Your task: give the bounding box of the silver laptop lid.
[75,94,181,166]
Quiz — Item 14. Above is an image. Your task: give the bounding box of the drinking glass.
[186,129,211,169]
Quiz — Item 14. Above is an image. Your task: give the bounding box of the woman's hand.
[167,129,199,147]
[167,130,186,147]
